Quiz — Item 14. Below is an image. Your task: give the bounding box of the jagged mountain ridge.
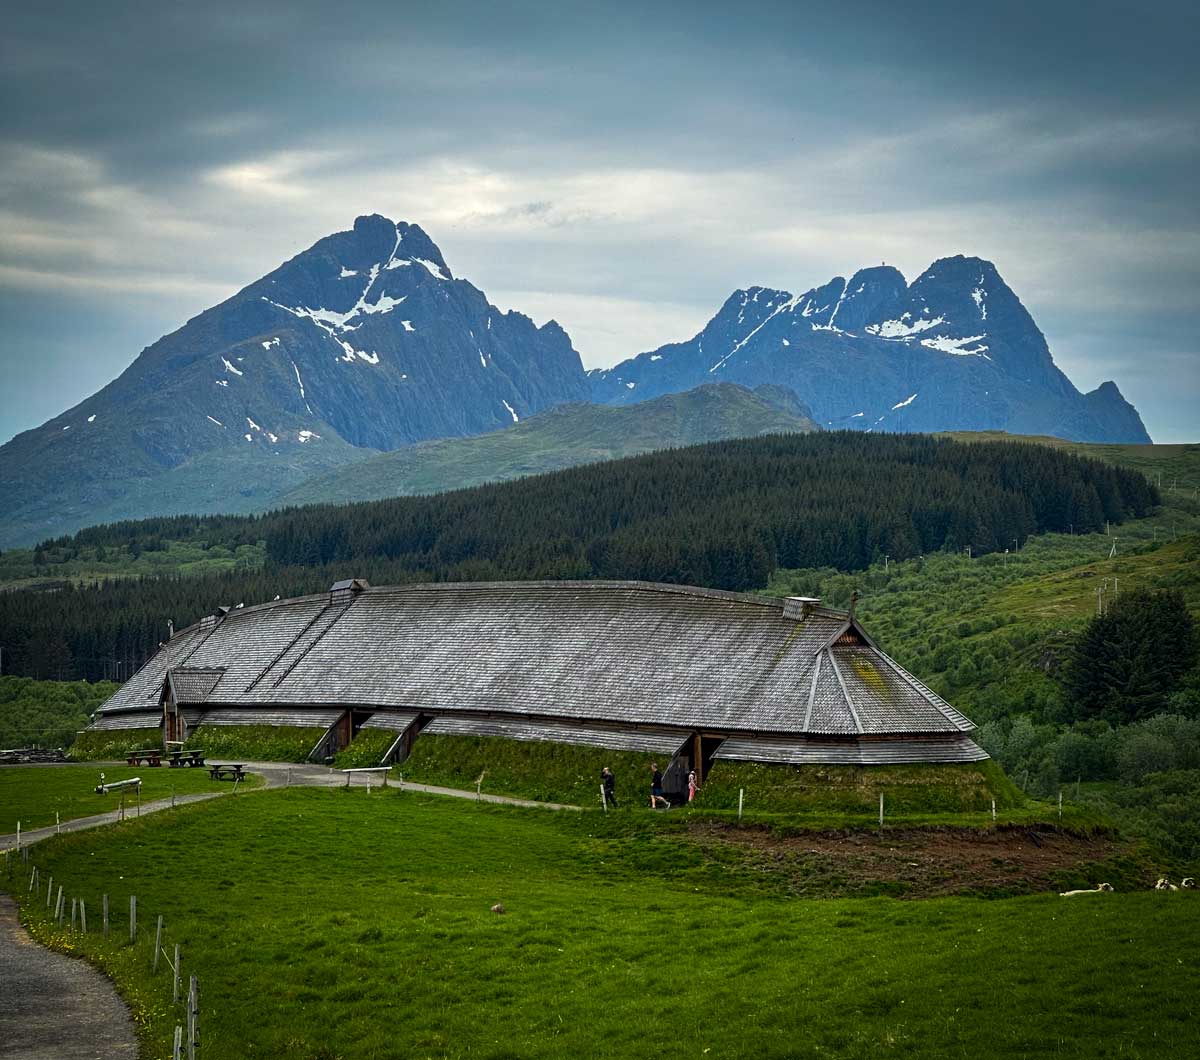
[0,215,590,547]
[589,255,1150,443]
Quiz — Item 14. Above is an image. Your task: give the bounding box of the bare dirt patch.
[686,822,1148,898]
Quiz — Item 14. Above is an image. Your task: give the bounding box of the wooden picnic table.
[167,749,206,768]
[208,763,246,782]
[125,750,162,767]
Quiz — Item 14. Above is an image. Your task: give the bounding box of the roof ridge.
[169,580,840,640]
[824,648,865,734]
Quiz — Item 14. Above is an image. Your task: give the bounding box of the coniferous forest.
[0,433,1157,682]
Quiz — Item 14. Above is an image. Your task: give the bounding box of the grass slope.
[277,383,819,507]
[184,725,328,763]
[398,733,654,807]
[71,728,165,761]
[5,789,1197,1060]
[693,761,1025,816]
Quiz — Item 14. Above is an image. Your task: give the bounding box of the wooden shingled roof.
[92,580,977,740]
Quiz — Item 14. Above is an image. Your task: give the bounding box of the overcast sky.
[1,0,1196,443]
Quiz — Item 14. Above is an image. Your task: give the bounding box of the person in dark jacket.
[649,763,670,809]
[601,766,617,807]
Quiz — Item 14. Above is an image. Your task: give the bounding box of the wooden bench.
[168,749,206,768]
[126,750,162,767]
[208,763,246,782]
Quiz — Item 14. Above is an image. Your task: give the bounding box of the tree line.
[0,432,1157,682]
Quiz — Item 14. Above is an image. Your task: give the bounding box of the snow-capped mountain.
[589,255,1150,443]
[0,215,589,547]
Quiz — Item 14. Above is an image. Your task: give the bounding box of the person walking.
[649,763,670,809]
[601,766,617,807]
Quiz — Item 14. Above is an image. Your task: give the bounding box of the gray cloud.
[0,0,1196,442]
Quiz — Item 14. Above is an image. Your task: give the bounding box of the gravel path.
[0,894,137,1059]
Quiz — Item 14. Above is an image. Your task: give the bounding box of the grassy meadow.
[0,764,255,831]
[4,786,1197,1060]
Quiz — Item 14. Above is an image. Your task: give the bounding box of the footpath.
[0,893,137,1059]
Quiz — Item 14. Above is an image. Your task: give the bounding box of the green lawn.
[5,787,1197,1059]
[0,764,256,831]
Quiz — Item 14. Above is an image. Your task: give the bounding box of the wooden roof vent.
[330,578,370,605]
[783,596,821,621]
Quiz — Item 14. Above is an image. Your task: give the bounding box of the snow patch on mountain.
[920,334,990,357]
[866,315,945,338]
[414,258,450,281]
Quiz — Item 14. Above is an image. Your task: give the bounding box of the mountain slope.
[589,255,1150,444]
[277,382,820,507]
[0,215,589,548]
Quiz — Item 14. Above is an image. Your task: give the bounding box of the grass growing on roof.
[398,733,665,805]
[184,724,327,763]
[332,727,397,769]
[0,764,258,830]
[70,727,163,761]
[695,759,1025,816]
[5,788,1197,1060]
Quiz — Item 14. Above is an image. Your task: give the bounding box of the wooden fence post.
[991,798,996,822]
[737,788,744,822]
[173,944,181,1002]
[70,897,77,932]
[56,811,60,834]
[129,895,137,943]
[80,899,87,934]
[879,793,884,828]
[600,785,607,812]
[103,894,109,938]
[188,975,199,1060]
[154,915,164,972]
[56,886,64,924]
[27,867,36,894]
[46,876,53,909]
[173,1025,183,1060]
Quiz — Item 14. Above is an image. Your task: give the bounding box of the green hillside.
[277,382,819,506]
[767,437,1200,856]
[0,432,1152,682]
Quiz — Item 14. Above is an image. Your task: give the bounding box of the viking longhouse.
[89,580,987,777]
